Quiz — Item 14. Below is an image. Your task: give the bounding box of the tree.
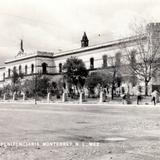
[85,69,122,99]
[2,84,12,97]
[121,22,160,95]
[63,57,88,94]
[108,53,122,99]
[22,79,35,97]
[85,72,103,95]
[22,75,51,98]
[85,71,113,96]
[86,53,122,99]
[11,69,23,85]
[10,69,24,93]
[36,76,50,96]
[129,50,137,87]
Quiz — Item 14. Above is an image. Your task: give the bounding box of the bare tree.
[107,54,122,99]
[120,22,160,96]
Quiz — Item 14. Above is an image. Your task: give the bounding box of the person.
[137,90,141,105]
[108,88,112,102]
[104,88,107,100]
[151,90,157,105]
[121,93,126,104]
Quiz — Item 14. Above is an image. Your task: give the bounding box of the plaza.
[0,103,160,159]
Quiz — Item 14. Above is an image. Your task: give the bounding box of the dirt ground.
[0,103,160,160]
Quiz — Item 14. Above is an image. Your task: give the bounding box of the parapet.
[146,23,160,32]
[37,51,54,57]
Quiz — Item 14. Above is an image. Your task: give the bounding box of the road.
[0,103,160,160]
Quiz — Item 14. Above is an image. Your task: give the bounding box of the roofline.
[5,52,54,64]
[53,34,147,58]
[0,66,5,69]
[3,34,147,63]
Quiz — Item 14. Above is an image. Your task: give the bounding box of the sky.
[0,0,160,64]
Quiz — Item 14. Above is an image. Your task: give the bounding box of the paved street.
[0,103,160,159]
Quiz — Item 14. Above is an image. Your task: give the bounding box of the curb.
[0,101,158,108]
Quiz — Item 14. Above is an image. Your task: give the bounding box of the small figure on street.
[107,88,112,102]
[121,93,126,104]
[151,90,158,105]
[121,87,126,104]
[137,90,142,105]
[104,88,107,101]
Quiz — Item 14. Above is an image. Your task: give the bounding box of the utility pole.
[34,74,37,105]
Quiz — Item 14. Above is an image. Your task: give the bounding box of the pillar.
[13,92,16,101]
[79,91,85,103]
[99,91,105,103]
[47,92,51,103]
[62,92,67,102]
[3,93,6,101]
[22,92,26,101]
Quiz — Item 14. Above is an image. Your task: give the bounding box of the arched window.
[115,52,121,66]
[13,66,16,72]
[90,57,94,69]
[102,55,108,68]
[3,73,5,81]
[130,49,136,65]
[19,65,22,74]
[8,68,10,77]
[31,64,34,74]
[59,63,62,73]
[25,65,28,75]
[42,63,47,74]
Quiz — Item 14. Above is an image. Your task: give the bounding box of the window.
[102,55,108,68]
[31,64,34,74]
[19,65,22,74]
[90,57,94,69]
[130,50,136,65]
[59,63,62,73]
[8,68,10,77]
[25,65,28,75]
[13,66,16,72]
[108,56,115,66]
[3,73,5,81]
[42,63,47,74]
[115,52,121,66]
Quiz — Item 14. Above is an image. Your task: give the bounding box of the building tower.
[17,39,24,57]
[146,23,160,51]
[146,23,160,91]
[81,32,89,47]
[20,39,24,52]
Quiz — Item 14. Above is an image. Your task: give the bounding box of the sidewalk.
[0,96,159,108]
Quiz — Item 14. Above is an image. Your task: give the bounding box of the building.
[0,23,160,95]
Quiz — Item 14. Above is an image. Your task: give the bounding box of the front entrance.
[42,63,47,74]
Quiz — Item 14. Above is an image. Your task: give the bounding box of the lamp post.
[34,61,39,105]
[34,73,37,105]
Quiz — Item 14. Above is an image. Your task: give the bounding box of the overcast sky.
[0,0,160,64]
